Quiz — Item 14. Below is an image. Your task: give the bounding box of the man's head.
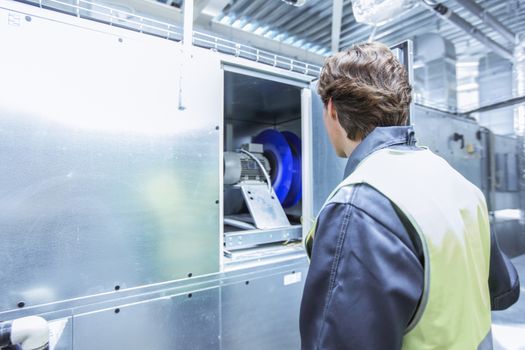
[317,42,412,157]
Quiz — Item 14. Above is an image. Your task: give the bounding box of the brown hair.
[317,42,412,140]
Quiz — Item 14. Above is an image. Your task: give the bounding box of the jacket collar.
[344,126,417,178]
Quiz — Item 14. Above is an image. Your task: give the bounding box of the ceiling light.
[351,0,417,26]
[280,0,307,7]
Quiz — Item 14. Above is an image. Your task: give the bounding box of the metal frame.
[301,87,315,236]
[331,0,344,53]
[224,225,302,250]
[218,53,314,263]
[13,0,322,77]
[390,39,415,124]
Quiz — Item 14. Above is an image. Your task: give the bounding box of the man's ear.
[327,98,338,121]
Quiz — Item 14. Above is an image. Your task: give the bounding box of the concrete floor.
[492,254,525,350]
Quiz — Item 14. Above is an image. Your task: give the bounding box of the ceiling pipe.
[421,1,514,62]
[331,0,344,53]
[453,0,515,44]
[183,0,194,49]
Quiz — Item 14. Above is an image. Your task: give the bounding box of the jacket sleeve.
[300,185,423,350]
[489,230,520,310]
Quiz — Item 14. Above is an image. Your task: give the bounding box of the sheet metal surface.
[221,264,307,350]
[73,288,220,350]
[0,4,222,312]
[412,105,487,192]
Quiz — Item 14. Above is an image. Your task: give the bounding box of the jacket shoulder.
[324,183,423,262]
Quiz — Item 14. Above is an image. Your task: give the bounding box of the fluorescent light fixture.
[351,0,417,26]
[280,0,307,6]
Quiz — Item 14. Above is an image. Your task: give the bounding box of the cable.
[239,149,272,193]
[224,217,256,230]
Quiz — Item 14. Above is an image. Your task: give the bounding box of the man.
[300,42,520,350]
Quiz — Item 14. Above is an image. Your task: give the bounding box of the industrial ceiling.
[212,0,524,60]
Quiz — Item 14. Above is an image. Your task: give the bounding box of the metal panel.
[223,70,303,127]
[221,264,308,350]
[391,40,415,124]
[73,288,220,350]
[492,134,521,210]
[223,64,309,88]
[224,225,302,250]
[412,106,486,190]
[506,154,519,192]
[310,80,346,215]
[240,184,290,229]
[0,5,222,311]
[495,153,519,192]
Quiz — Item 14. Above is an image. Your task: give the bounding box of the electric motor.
[224,144,271,185]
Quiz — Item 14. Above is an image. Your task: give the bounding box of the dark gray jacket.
[300,126,520,350]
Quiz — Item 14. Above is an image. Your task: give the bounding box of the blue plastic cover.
[253,129,293,203]
[281,131,302,208]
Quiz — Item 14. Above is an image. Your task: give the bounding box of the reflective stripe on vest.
[307,148,492,350]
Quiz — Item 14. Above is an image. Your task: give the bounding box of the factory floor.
[492,254,525,350]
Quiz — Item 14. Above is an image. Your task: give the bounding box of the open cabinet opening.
[222,70,305,259]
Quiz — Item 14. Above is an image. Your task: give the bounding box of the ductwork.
[413,33,457,110]
[453,0,515,44]
[422,1,514,62]
[477,53,514,135]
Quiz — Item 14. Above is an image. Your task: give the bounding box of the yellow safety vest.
[305,147,492,350]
